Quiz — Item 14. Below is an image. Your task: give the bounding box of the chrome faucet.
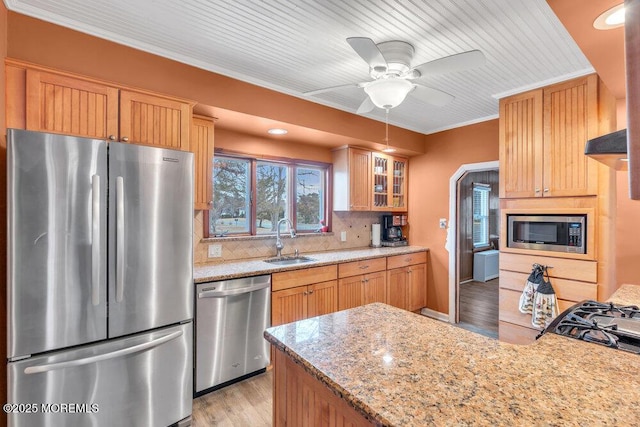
[275,218,296,257]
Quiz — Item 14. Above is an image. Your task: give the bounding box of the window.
[208,155,329,236]
[472,183,490,248]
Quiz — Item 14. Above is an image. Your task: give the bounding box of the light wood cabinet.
[119,89,191,150]
[192,115,215,210]
[372,152,408,212]
[338,257,386,310]
[25,69,119,139]
[271,265,338,326]
[20,65,193,150]
[386,252,427,311]
[333,146,408,212]
[498,252,598,344]
[499,75,602,198]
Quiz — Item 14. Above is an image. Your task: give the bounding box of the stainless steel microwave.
[507,214,586,254]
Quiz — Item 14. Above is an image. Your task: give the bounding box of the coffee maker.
[381,215,408,247]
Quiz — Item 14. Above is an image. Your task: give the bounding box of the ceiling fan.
[305,37,486,114]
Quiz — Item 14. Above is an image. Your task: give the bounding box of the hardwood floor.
[192,371,272,427]
[457,278,499,339]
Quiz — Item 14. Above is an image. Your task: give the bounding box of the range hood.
[584,129,628,171]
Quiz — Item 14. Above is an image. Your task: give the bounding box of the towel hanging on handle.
[519,264,544,314]
[531,266,559,329]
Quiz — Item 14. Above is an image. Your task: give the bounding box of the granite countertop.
[193,245,428,283]
[264,285,640,426]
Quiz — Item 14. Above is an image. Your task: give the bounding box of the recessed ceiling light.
[594,3,625,30]
[268,128,288,135]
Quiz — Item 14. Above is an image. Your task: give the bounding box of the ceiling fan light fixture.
[364,78,414,109]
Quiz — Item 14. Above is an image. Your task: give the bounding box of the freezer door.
[7,129,108,358]
[7,322,193,427]
[108,142,193,337]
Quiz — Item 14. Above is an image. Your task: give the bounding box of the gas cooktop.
[541,300,640,354]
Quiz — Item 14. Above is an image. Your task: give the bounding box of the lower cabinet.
[337,258,387,311]
[386,252,428,311]
[271,265,338,327]
[498,252,598,344]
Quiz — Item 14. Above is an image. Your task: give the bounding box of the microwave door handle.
[91,175,100,306]
[116,176,125,303]
[23,330,183,375]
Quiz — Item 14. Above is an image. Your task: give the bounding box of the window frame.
[472,183,491,249]
[204,151,332,238]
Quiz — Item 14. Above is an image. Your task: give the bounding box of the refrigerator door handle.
[116,176,125,303]
[198,281,271,298]
[91,175,101,306]
[23,330,183,375]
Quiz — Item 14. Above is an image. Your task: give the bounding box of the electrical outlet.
[208,244,222,258]
[439,218,447,229]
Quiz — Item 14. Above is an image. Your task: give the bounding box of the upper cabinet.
[192,115,215,210]
[333,146,408,212]
[20,66,193,151]
[499,75,604,198]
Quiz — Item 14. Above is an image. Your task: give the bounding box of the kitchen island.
[264,285,640,426]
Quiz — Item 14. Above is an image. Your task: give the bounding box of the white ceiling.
[5,0,594,135]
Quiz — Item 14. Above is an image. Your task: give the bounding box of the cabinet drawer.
[499,288,576,330]
[338,257,386,278]
[386,251,427,270]
[272,265,337,292]
[499,270,597,302]
[499,252,597,283]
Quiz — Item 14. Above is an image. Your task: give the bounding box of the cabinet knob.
[108,135,116,141]
[543,188,549,192]
[122,137,129,142]
[535,188,540,193]
[308,290,314,295]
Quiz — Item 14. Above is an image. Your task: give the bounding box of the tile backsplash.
[194,211,387,264]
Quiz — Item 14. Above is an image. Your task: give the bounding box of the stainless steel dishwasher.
[195,275,271,395]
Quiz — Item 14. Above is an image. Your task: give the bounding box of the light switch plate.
[340,231,347,242]
[208,244,222,258]
[439,218,447,229]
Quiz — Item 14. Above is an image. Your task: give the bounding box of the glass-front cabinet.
[372,153,407,212]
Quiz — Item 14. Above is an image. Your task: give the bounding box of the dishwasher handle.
[198,280,271,298]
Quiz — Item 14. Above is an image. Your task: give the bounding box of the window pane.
[256,161,289,235]
[296,166,324,231]
[210,157,250,235]
[472,186,490,247]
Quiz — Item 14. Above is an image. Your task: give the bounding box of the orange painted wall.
[409,119,499,313]
[216,128,333,163]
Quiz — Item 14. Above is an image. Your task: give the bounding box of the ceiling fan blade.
[411,84,455,107]
[346,37,387,71]
[414,50,485,76]
[356,97,375,114]
[304,83,360,96]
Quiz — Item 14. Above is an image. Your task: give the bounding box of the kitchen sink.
[263,256,316,266]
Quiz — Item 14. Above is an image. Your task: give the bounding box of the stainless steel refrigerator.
[7,129,194,427]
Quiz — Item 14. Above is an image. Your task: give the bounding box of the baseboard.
[420,307,449,322]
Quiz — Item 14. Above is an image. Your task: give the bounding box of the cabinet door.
[119,90,191,150]
[272,287,307,326]
[338,275,364,311]
[363,271,387,305]
[386,268,408,310]
[348,148,371,210]
[407,263,427,311]
[192,115,215,210]
[391,157,408,212]
[543,75,598,197]
[308,280,338,318]
[25,69,119,139]
[499,90,543,198]
[372,152,390,210]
